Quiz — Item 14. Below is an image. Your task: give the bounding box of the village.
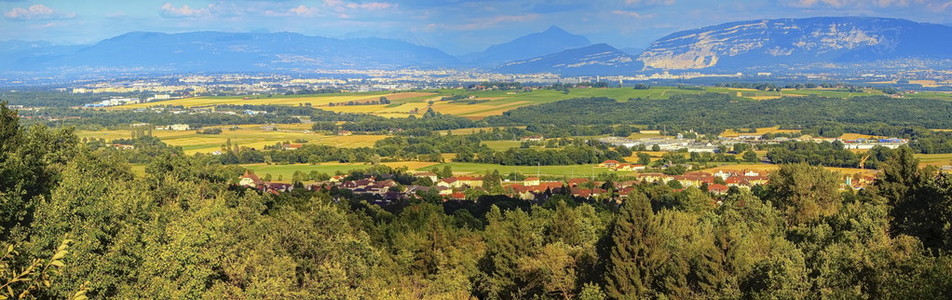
[599,132,908,153]
[236,159,878,204]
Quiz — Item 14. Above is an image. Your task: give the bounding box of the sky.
[2,0,952,54]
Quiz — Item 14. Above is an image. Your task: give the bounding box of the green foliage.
[765,164,842,225]
[873,147,952,252]
[3,102,952,298]
[604,192,662,298]
[0,239,75,299]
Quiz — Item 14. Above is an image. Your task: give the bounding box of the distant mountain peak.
[495,43,643,76]
[464,26,592,66]
[543,25,568,33]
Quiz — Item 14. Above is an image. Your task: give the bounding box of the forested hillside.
[3,100,952,298]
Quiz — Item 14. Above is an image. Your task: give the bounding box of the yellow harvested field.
[908,80,952,88]
[321,104,390,114]
[839,133,882,140]
[432,101,531,119]
[626,132,666,139]
[115,92,435,110]
[78,125,386,154]
[720,126,801,138]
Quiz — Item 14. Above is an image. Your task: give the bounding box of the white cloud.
[612,10,654,19]
[3,4,75,21]
[160,3,212,18]
[324,0,393,12]
[264,1,393,17]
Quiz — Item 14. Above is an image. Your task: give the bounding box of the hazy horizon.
[3,0,952,55]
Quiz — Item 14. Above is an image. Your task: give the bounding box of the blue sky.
[2,0,951,54]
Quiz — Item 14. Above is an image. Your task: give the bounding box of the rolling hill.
[462,26,591,66]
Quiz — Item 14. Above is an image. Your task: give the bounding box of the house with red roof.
[708,184,729,195]
[238,170,264,188]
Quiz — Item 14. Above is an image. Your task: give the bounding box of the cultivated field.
[77,124,385,154]
[916,153,952,167]
[117,92,435,110]
[719,126,801,138]
[105,87,952,121]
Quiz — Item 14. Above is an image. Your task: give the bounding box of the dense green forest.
[487,95,952,134]
[3,101,952,299]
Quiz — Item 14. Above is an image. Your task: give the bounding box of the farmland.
[917,153,952,167]
[719,126,801,138]
[105,86,931,120]
[242,161,440,182]
[77,124,385,154]
[241,161,635,181]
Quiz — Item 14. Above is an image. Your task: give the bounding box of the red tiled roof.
[708,184,729,192]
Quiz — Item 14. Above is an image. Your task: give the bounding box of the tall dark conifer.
[604,192,663,298]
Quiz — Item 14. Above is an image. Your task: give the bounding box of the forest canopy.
[2,102,952,298]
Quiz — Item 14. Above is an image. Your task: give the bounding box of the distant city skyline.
[3,0,952,54]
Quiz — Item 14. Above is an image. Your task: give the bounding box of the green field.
[242,161,441,182]
[482,140,524,151]
[916,153,952,167]
[239,161,629,182]
[423,162,628,178]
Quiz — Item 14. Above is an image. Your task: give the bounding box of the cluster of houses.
[598,160,646,171]
[600,132,908,153]
[719,134,908,149]
[83,97,141,108]
[840,138,907,150]
[235,166,812,202]
[599,136,720,153]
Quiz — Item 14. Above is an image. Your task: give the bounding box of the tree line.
[3,102,952,298]
[486,95,952,136]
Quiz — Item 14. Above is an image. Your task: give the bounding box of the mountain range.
[639,17,952,71]
[461,26,591,66]
[1,31,459,73]
[494,43,643,76]
[2,17,951,76]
